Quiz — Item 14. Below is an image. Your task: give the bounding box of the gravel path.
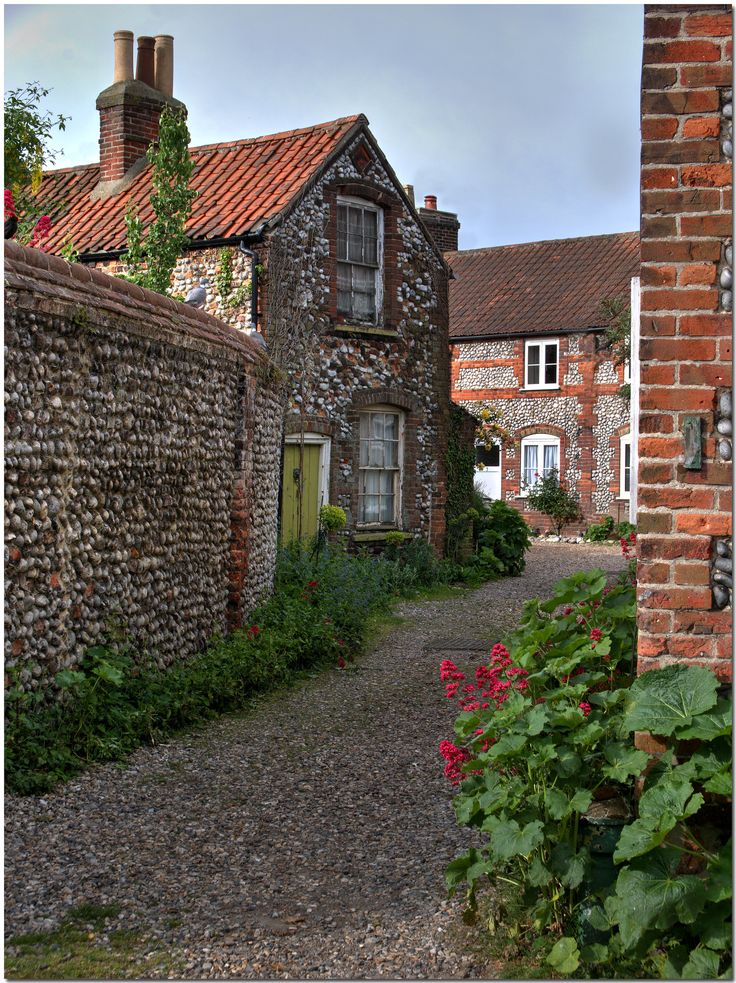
[5,542,624,979]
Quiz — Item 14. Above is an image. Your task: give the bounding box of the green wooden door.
[280,443,322,544]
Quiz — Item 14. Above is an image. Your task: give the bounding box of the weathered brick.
[643,188,722,213]
[680,213,733,237]
[674,609,732,634]
[684,12,733,36]
[679,262,717,285]
[640,386,715,411]
[638,561,672,584]
[640,238,722,261]
[642,139,720,164]
[638,535,712,561]
[679,361,731,386]
[638,460,675,483]
[639,633,670,656]
[639,586,712,610]
[682,116,722,138]
[679,313,734,336]
[668,634,716,659]
[639,486,716,510]
[641,90,720,114]
[641,264,677,286]
[644,39,722,63]
[674,561,712,586]
[641,167,679,190]
[675,512,732,535]
[680,63,734,87]
[641,288,719,312]
[636,509,674,533]
[640,337,717,360]
[638,608,674,634]
[644,14,683,39]
[641,65,679,90]
[642,116,679,140]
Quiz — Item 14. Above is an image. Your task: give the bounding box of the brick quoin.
[637,7,732,692]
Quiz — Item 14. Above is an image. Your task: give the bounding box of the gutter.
[237,224,267,332]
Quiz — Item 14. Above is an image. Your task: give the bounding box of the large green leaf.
[704,842,732,903]
[601,743,650,783]
[527,855,552,886]
[526,703,548,735]
[681,947,721,980]
[608,848,707,947]
[693,901,733,951]
[546,936,580,974]
[540,570,607,612]
[676,698,732,741]
[623,666,718,736]
[703,769,732,796]
[487,819,544,860]
[549,842,589,889]
[638,775,703,824]
[445,848,487,892]
[614,817,670,862]
[486,731,528,760]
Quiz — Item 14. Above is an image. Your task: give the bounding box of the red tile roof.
[32,114,366,255]
[447,231,640,339]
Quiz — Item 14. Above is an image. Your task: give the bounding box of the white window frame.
[357,405,403,527]
[284,432,331,509]
[524,338,559,390]
[519,434,560,497]
[619,433,632,500]
[337,195,384,325]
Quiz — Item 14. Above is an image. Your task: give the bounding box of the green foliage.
[457,499,532,584]
[59,236,80,264]
[6,539,461,795]
[215,247,234,300]
[319,504,347,532]
[442,568,637,944]
[600,295,631,402]
[584,517,637,543]
[525,470,582,536]
[121,107,196,296]
[445,404,477,543]
[4,82,69,192]
[443,569,731,979]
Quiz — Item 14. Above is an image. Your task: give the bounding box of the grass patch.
[5,903,183,980]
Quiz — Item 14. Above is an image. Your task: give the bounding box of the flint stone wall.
[5,241,283,695]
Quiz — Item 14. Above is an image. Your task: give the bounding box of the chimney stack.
[154,35,174,98]
[95,30,186,189]
[135,36,156,87]
[417,194,460,253]
[403,184,415,207]
[113,30,134,83]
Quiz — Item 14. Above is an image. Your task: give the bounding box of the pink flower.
[563,606,574,616]
[5,188,16,218]
[590,628,603,643]
[578,701,591,717]
[29,215,52,251]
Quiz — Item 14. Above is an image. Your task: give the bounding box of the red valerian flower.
[578,701,592,716]
[308,580,318,588]
[5,188,17,218]
[247,624,260,638]
[589,628,603,643]
[337,655,346,669]
[29,215,52,251]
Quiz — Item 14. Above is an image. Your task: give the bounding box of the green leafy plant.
[525,470,582,537]
[319,504,346,532]
[4,82,69,192]
[441,567,638,942]
[457,499,532,584]
[600,295,631,402]
[584,517,637,543]
[215,247,233,300]
[121,107,196,296]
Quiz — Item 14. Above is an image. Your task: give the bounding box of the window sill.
[353,529,401,542]
[332,323,399,339]
[521,385,561,393]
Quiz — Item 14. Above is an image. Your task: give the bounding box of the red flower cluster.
[578,701,592,717]
[301,579,319,602]
[589,627,603,647]
[247,624,260,638]
[440,658,466,699]
[29,215,52,250]
[5,188,17,218]
[439,739,471,785]
[620,532,637,559]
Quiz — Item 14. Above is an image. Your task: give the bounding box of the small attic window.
[337,196,384,324]
[351,142,373,175]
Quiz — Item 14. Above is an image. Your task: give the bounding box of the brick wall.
[637,3,732,680]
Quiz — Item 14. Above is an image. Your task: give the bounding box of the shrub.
[526,470,582,536]
[584,515,616,542]
[459,499,532,584]
[440,557,731,980]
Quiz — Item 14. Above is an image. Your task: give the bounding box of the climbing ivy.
[122,107,196,296]
[445,404,477,536]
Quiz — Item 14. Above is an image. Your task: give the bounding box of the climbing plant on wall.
[122,107,196,296]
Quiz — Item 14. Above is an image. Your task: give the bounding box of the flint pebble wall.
[4,241,284,696]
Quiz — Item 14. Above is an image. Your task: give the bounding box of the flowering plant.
[441,567,639,936]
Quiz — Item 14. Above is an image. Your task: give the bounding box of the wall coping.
[4,240,269,365]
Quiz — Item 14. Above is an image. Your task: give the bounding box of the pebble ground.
[4,541,624,979]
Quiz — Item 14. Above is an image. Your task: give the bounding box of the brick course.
[637,3,732,683]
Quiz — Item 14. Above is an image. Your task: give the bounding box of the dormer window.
[337,197,383,324]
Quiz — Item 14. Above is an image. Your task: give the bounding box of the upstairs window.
[520,434,560,495]
[337,198,383,324]
[358,408,402,525]
[525,339,559,389]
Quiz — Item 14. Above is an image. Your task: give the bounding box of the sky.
[4,3,644,250]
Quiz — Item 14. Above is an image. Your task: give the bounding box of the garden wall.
[5,241,284,695]
[637,3,732,683]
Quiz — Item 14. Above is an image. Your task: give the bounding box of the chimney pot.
[403,184,415,207]
[424,195,437,210]
[154,35,174,98]
[113,30,134,83]
[136,36,156,88]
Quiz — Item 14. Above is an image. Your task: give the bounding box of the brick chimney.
[95,30,186,190]
[417,194,460,253]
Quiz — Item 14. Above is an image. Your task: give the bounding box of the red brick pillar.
[637,4,732,682]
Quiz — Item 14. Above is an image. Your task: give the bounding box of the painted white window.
[524,338,559,389]
[623,359,631,384]
[358,407,402,525]
[620,434,632,499]
[337,197,383,324]
[520,434,560,495]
